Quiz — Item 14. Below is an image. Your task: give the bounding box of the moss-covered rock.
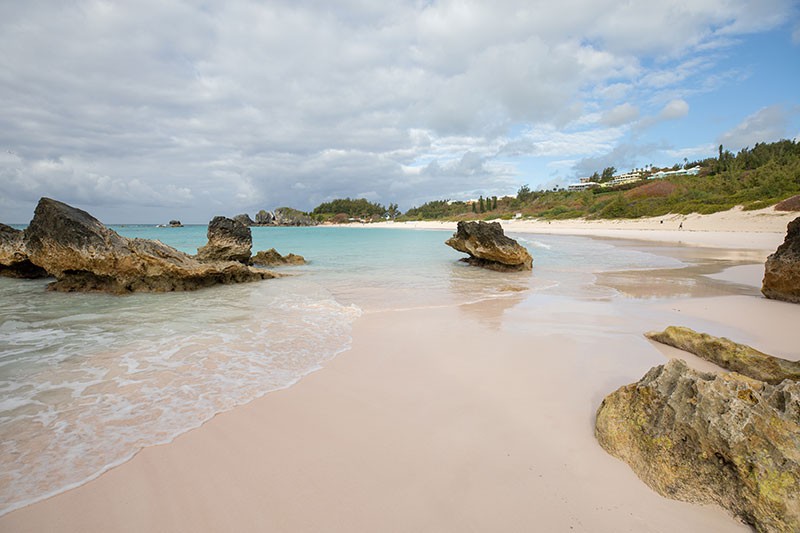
[646,326,800,384]
[596,359,800,532]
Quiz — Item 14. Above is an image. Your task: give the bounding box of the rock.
[168,220,183,227]
[196,216,252,264]
[255,209,274,225]
[775,195,800,212]
[646,326,800,385]
[445,221,532,271]
[0,223,48,278]
[233,213,255,226]
[763,216,800,303]
[596,359,800,532]
[23,198,275,293]
[252,248,306,267]
[254,208,317,226]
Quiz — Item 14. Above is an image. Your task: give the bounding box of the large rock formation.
[596,359,800,532]
[233,213,256,226]
[254,208,317,226]
[22,198,275,293]
[762,216,800,303]
[196,216,252,264]
[646,326,800,384]
[252,248,306,267]
[0,223,48,278]
[445,221,532,271]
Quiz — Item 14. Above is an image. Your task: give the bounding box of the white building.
[650,166,701,179]
[568,181,599,191]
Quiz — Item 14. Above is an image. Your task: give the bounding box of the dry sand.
[2,210,799,532]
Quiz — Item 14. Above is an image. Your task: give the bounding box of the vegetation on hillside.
[399,139,800,221]
[311,197,399,222]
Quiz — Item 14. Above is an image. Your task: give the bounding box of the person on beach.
[679,222,683,229]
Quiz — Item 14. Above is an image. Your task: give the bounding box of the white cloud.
[717,105,792,151]
[0,0,794,222]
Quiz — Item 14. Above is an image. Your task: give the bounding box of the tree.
[472,202,477,213]
[479,196,485,213]
[386,203,400,219]
[601,167,616,181]
[492,196,497,210]
[517,184,534,202]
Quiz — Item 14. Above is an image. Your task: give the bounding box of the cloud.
[0,0,795,222]
[717,105,792,151]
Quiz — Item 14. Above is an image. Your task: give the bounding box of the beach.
[2,209,799,532]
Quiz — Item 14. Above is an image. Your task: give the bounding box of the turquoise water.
[0,225,683,515]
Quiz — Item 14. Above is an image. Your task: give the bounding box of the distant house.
[568,181,599,191]
[650,166,701,180]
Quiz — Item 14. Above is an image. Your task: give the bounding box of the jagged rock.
[252,248,306,267]
[254,208,317,226]
[255,209,274,225]
[233,213,255,226]
[596,359,800,532]
[762,216,800,303]
[775,195,800,212]
[196,216,252,264]
[646,326,800,385]
[23,198,275,293]
[445,221,532,271]
[168,220,183,227]
[0,223,48,278]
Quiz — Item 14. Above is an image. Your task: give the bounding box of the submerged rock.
[762,216,800,303]
[0,223,48,278]
[596,359,800,532]
[23,198,275,293]
[646,326,800,384]
[251,248,306,267]
[445,221,532,271]
[196,216,252,264]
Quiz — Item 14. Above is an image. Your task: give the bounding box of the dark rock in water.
[196,216,252,264]
[596,359,800,532]
[646,326,800,384]
[168,220,183,227]
[762,216,800,303]
[0,223,48,278]
[233,213,255,226]
[445,221,532,271]
[23,198,275,293]
[252,248,306,267]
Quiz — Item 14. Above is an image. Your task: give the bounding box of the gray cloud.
[0,0,794,222]
[717,105,794,152]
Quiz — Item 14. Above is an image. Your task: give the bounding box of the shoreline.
[2,226,798,531]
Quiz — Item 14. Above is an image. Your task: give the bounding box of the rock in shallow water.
[445,221,532,272]
[762,216,800,303]
[0,223,49,278]
[596,359,800,532]
[251,248,306,266]
[196,216,253,264]
[23,198,275,293]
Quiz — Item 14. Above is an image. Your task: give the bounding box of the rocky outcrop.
[775,195,800,212]
[254,208,317,226]
[445,221,532,271]
[168,220,183,227]
[596,359,800,532]
[646,326,800,384]
[22,198,275,293]
[0,223,48,278]
[252,248,306,267]
[233,213,255,226]
[196,216,252,264]
[762,216,800,303]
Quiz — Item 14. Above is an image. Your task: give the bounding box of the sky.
[1,0,799,224]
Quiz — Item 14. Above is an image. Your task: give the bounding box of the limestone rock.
[0,223,48,278]
[445,221,532,271]
[254,208,317,226]
[255,209,274,225]
[233,213,255,226]
[596,359,800,532]
[23,198,275,293]
[252,248,306,267]
[762,216,800,303]
[196,216,252,264]
[646,326,800,384]
[168,220,183,227]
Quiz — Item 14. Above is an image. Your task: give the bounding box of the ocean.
[0,225,684,515]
